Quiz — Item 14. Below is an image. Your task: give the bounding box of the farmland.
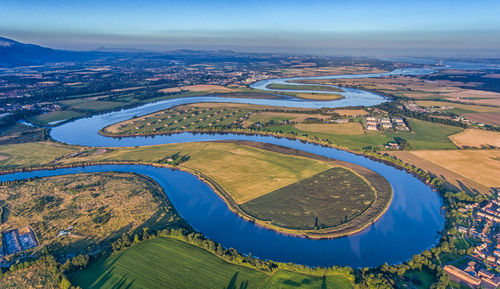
[0,172,175,256]
[260,270,353,289]
[240,167,376,230]
[71,236,353,289]
[388,149,500,194]
[72,237,268,288]
[449,128,500,148]
[102,103,463,150]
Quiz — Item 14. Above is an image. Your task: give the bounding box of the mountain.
[0,37,112,67]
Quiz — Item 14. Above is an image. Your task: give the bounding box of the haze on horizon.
[1,0,499,57]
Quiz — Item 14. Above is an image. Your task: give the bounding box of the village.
[444,196,500,288]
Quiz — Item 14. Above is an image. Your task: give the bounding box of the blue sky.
[1,0,499,56]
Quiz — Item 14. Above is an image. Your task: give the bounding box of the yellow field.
[416,100,499,113]
[0,141,333,204]
[293,92,344,100]
[449,129,500,148]
[395,149,500,189]
[295,122,364,135]
[0,142,80,168]
[88,142,333,204]
[159,85,234,93]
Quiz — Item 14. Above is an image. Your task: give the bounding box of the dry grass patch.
[295,123,364,135]
[0,172,174,255]
[449,129,500,148]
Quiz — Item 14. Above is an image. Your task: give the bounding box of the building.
[444,265,481,288]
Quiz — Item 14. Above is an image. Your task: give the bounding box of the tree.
[60,277,71,289]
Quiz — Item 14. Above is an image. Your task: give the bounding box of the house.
[444,265,481,288]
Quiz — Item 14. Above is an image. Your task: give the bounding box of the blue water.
[4,68,446,267]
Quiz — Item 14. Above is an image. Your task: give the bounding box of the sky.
[1,0,500,56]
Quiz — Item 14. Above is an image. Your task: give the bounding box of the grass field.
[240,167,375,230]
[449,129,500,148]
[260,270,353,289]
[0,141,80,169]
[85,142,333,204]
[0,141,333,204]
[30,110,85,125]
[0,172,174,256]
[72,237,353,289]
[72,237,268,289]
[59,99,126,112]
[295,123,364,135]
[102,102,462,150]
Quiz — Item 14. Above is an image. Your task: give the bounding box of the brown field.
[389,150,500,194]
[0,154,8,161]
[295,123,364,135]
[415,100,500,113]
[449,129,500,148]
[159,84,234,93]
[463,112,500,126]
[334,109,369,116]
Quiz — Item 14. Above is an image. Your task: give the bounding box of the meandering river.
[9,68,445,267]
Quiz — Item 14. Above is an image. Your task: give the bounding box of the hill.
[0,36,111,67]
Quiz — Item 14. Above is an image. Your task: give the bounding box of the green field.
[240,167,375,230]
[72,237,353,289]
[31,110,85,125]
[102,102,463,150]
[261,270,352,289]
[266,83,343,92]
[59,99,126,112]
[72,237,268,289]
[261,118,462,150]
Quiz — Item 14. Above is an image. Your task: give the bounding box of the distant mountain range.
[0,37,115,67]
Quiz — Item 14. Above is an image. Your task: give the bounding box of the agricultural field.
[72,236,353,289]
[294,122,364,135]
[416,100,500,126]
[0,172,175,256]
[0,141,80,170]
[260,270,353,289]
[59,98,126,112]
[102,102,462,150]
[30,110,85,125]
[449,129,500,148]
[71,237,268,289]
[0,141,333,204]
[240,167,376,230]
[389,149,500,194]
